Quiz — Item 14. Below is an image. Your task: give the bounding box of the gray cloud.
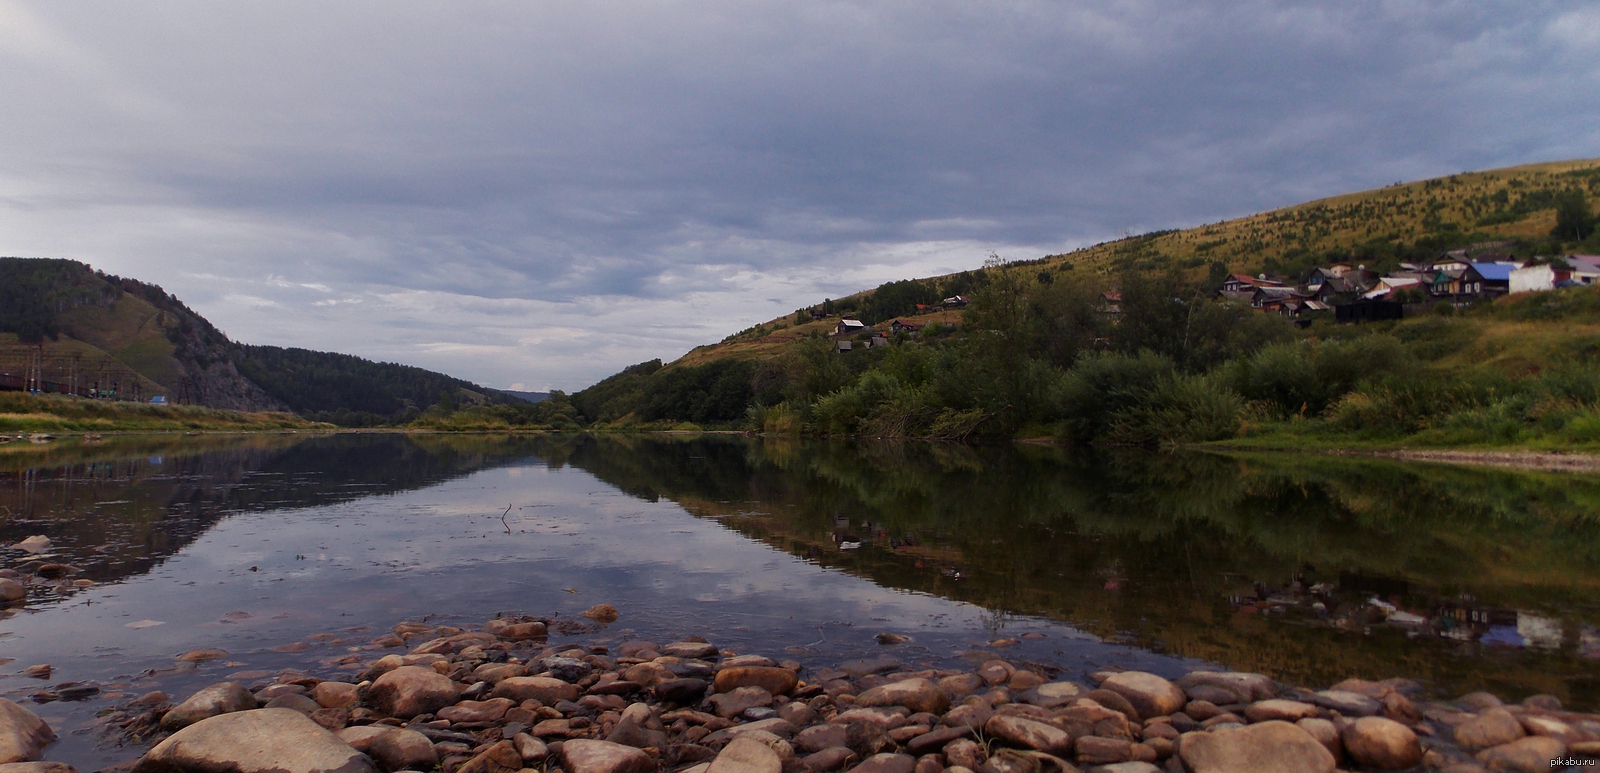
[0,1,1595,388]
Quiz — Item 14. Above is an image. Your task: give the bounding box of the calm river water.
[3,432,1600,769]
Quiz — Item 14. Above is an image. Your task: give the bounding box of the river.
[2,432,1598,769]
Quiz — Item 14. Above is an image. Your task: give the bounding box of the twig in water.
[501,503,513,534]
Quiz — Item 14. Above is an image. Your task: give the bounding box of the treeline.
[0,258,117,342]
[236,345,514,425]
[438,257,1600,450]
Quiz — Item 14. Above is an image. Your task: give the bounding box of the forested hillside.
[0,257,512,423]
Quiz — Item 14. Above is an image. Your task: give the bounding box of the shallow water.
[2,432,1599,769]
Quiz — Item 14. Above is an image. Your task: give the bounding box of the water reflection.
[539,435,1600,705]
[1,431,1599,766]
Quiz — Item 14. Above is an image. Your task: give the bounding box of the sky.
[1,2,1596,391]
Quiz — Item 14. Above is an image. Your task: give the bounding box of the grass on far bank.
[0,391,320,433]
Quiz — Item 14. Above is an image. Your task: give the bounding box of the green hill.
[0,258,514,425]
[544,158,1600,448]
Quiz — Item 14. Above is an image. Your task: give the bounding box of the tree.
[1552,189,1594,242]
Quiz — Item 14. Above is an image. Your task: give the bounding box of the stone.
[1455,708,1526,751]
[1380,691,1421,724]
[312,682,359,709]
[905,726,973,755]
[656,678,711,704]
[1084,691,1139,723]
[1182,685,1238,705]
[846,722,891,757]
[583,604,621,623]
[513,733,549,763]
[977,749,1036,773]
[664,641,720,659]
[1243,700,1318,723]
[709,737,783,773]
[802,748,859,771]
[19,667,48,681]
[490,676,580,706]
[368,666,457,720]
[939,675,986,696]
[857,679,950,715]
[710,687,774,718]
[983,716,1072,756]
[1342,716,1421,770]
[727,719,800,741]
[335,726,390,754]
[500,622,548,641]
[1095,765,1158,773]
[0,580,25,603]
[541,657,593,682]
[839,657,902,678]
[1178,721,1335,773]
[1015,682,1082,709]
[133,708,376,773]
[160,683,258,731]
[1098,673,1184,720]
[1174,672,1275,703]
[176,649,229,663]
[796,725,850,754]
[1475,736,1565,772]
[850,753,916,773]
[716,667,799,696]
[0,699,54,764]
[623,663,675,687]
[264,694,321,715]
[1520,715,1581,744]
[1458,692,1504,711]
[439,698,514,723]
[1074,737,1132,766]
[456,740,523,773]
[368,729,437,772]
[1309,690,1380,717]
[560,739,656,773]
[1295,718,1341,761]
[12,537,49,554]
[0,763,77,773]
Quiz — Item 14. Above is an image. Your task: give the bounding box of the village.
[817,253,1600,349]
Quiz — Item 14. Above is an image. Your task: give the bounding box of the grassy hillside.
[531,158,1600,447]
[0,391,316,433]
[674,158,1600,367]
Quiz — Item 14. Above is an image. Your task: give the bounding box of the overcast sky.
[1,2,1596,391]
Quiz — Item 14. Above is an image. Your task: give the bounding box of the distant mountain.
[0,258,513,422]
[493,389,550,403]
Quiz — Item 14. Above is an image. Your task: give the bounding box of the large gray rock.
[1309,690,1380,717]
[367,729,435,772]
[982,716,1072,756]
[1475,736,1565,772]
[856,679,950,715]
[559,739,655,773]
[0,579,26,604]
[0,700,54,764]
[133,708,376,773]
[1456,708,1526,751]
[1175,672,1276,703]
[368,666,457,719]
[708,737,782,773]
[1099,673,1185,720]
[1014,682,1082,709]
[1178,721,1335,773]
[1342,716,1421,770]
[160,683,258,732]
[489,676,580,706]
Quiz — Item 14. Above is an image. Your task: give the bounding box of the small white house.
[1509,264,1556,294]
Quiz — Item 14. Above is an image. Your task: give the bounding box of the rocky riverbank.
[4,611,1598,773]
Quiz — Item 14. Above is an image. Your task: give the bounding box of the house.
[1430,264,1489,299]
[1219,273,1286,293]
[1467,262,1521,296]
[835,318,868,337]
[1305,266,1377,300]
[810,307,825,320]
[1510,264,1557,294]
[1566,256,1600,285]
[836,340,853,352]
[1098,290,1123,319]
[942,295,969,307]
[1363,276,1425,300]
[1250,286,1303,310]
[889,319,922,335]
[868,332,890,348]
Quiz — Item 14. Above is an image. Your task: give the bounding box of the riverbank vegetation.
[0,391,315,433]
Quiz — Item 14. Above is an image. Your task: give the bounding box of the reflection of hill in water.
[0,433,545,585]
[538,435,1600,706]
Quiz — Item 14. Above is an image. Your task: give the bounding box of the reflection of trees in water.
[533,433,1600,705]
[0,434,549,585]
